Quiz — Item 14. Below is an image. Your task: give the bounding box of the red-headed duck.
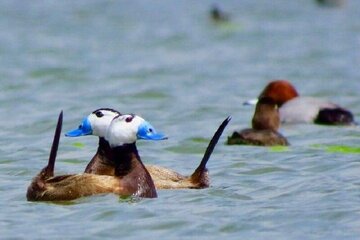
[244,80,355,125]
[65,108,231,189]
[228,97,289,146]
[27,112,167,201]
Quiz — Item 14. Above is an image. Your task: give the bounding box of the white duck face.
[65,108,120,138]
[106,114,167,148]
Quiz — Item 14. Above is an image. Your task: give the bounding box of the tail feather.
[315,108,355,125]
[44,111,63,178]
[190,116,231,187]
[27,111,63,201]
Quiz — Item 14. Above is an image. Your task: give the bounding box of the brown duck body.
[27,145,157,201]
[86,155,209,189]
[27,173,125,201]
[227,129,288,146]
[84,117,231,189]
[27,112,157,201]
[228,97,289,146]
[84,139,208,189]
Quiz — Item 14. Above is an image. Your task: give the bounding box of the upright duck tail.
[27,111,63,201]
[42,111,63,179]
[190,116,231,188]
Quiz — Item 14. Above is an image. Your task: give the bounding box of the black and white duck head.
[65,108,120,138]
[106,114,167,148]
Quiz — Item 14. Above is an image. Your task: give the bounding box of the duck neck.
[83,137,114,174]
[109,142,157,197]
[252,104,280,131]
[97,137,112,159]
[109,143,142,176]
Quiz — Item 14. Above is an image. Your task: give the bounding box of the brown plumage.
[27,173,130,201]
[227,97,289,146]
[252,97,280,131]
[84,137,115,176]
[84,117,231,189]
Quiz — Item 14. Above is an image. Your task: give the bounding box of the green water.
[0,0,359,239]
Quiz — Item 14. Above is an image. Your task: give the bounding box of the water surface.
[0,1,359,239]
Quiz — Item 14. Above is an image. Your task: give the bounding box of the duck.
[210,4,230,23]
[66,108,122,175]
[26,111,166,201]
[65,108,231,189]
[243,80,355,125]
[228,97,289,146]
[315,0,346,7]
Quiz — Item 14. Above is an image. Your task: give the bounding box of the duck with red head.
[27,112,166,201]
[66,108,231,189]
[228,97,289,146]
[244,80,355,126]
[258,80,299,107]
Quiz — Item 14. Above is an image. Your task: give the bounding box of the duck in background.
[27,112,166,201]
[243,80,355,126]
[210,4,230,23]
[66,108,231,189]
[228,97,289,146]
[315,0,346,7]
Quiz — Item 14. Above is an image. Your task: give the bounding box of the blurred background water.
[0,0,359,239]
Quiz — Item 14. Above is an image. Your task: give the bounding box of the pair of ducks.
[27,110,231,201]
[228,80,355,146]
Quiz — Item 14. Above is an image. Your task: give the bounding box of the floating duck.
[244,80,355,125]
[228,97,289,146]
[27,112,166,201]
[315,0,346,7]
[66,108,231,189]
[210,4,230,22]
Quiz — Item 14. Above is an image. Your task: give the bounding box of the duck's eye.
[95,111,104,118]
[78,124,82,129]
[125,116,133,122]
[148,128,153,133]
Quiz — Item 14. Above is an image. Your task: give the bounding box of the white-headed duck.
[244,80,355,125]
[27,112,166,201]
[228,97,289,146]
[65,108,231,189]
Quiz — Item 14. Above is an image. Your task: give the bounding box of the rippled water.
[1,0,359,239]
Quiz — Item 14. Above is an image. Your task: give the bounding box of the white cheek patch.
[88,112,119,137]
[106,115,145,147]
